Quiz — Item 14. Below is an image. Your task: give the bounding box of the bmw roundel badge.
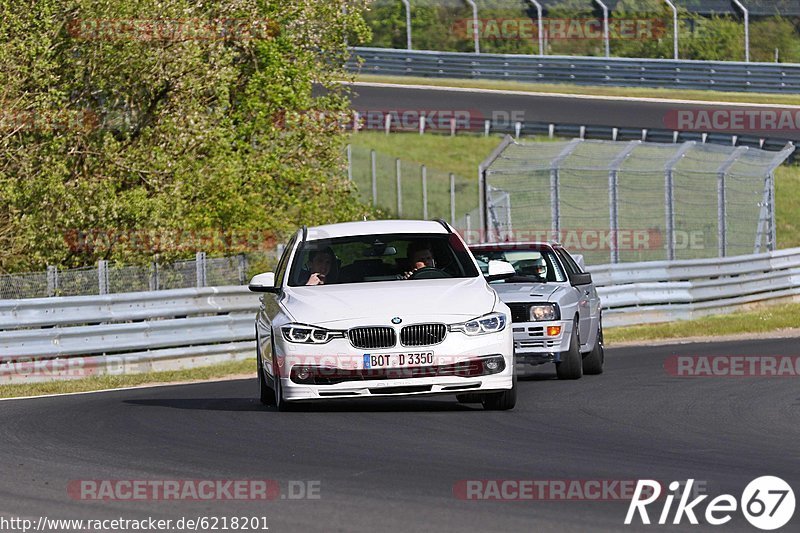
[391,317,402,324]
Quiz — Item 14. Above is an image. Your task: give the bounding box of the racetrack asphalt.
[347,83,800,140]
[2,337,798,532]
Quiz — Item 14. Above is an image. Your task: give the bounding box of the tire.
[556,320,583,380]
[482,374,517,411]
[257,347,275,406]
[582,320,605,375]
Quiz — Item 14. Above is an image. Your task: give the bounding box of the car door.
[555,247,593,347]
[257,234,297,374]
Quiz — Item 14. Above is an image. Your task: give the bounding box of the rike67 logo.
[625,477,795,530]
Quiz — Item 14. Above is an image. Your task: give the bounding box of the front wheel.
[582,321,605,375]
[482,375,517,410]
[556,322,583,380]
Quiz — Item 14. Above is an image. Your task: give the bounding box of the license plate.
[363,352,434,369]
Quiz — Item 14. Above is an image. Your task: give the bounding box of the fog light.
[295,367,312,381]
[547,326,562,336]
[484,358,500,371]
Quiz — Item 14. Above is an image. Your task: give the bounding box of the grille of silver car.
[348,327,396,349]
[507,304,530,323]
[400,323,446,346]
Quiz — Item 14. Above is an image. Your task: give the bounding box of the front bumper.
[273,328,513,401]
[512,319,573,365]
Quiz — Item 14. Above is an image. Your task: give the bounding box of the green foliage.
[361,0,800,62]
[0,0,374,272]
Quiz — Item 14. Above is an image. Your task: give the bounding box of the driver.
[402,241,436,279]
[300,247,336,285]
[531,257,547,279]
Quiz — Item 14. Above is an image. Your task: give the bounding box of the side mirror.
[568,272,592,286]
[485,260,516,282]
[248,272,280,293]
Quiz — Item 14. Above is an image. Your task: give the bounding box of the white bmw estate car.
[248,220,516,410]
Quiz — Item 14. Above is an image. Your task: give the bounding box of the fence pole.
[150,261,160,291]
[98,260,109,295]
[421,165,428,219]
[450,173,456,226]
[238,254,248,285]
[664,141,694,261]
[401,0,412,50]
[465,0,480,54]
[732,0,750,62]
[46,265,58,297]
[396,158,403,216]
[716,146,748,257]
[769,172,777,250]
[608,141,640,263]
[196,252,207,287]
[664,0,679,59]
[371,150,378,205]
[346,144,352,181]
[527,0,544,55]
[594,0,610,57]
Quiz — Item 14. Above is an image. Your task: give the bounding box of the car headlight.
[530,303,560,321]
[449,312,507,336]
[281,324,345,344]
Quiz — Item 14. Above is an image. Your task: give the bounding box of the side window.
[554,248,579,275]
[274,234,297,288]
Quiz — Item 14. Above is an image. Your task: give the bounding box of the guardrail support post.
[238,254,248,285]
[98,260,109,295]
[196,252,207,287]
[46,266,59,297]
[150,261,160,291]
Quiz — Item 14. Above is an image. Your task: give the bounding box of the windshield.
[471,249,566,283]
[288,233,479,286]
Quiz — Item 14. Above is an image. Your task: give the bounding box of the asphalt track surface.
[2,337,799,532]
[348,83,800,138]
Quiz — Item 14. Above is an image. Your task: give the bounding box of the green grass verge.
[605,302,800,344]
[0,358,255,399]
[355,74,800,106]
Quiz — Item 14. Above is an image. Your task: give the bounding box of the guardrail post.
[384,113,391,135]
[484,119,490,137]
[421,164,428,219]
[769,172,777,250]
[371,150,377,205]
[353,111,360,133]
[450,173,456,225]
[419,113,425,135]
[396,158,403,216]
[196,252,207,287]
[514,122,521,139]
[98,260,109,295]
[46,266,59,297]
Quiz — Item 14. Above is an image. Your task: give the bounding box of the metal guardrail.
[3,248,800,382]
[0,286,261,383]
[588,247,800,327]
[349,47,800,94]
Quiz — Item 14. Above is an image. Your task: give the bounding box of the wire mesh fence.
[482,138,794,265]
[348,145,479,232]
[0,253,270,300]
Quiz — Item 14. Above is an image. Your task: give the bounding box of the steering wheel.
[408,266,451,280]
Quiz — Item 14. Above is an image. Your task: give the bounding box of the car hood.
[281,277,497,326]
[488,281,563,302]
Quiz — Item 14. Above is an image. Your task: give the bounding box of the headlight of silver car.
[529,303,560,321]
[449,312,507,336]
[281,324,345,344]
